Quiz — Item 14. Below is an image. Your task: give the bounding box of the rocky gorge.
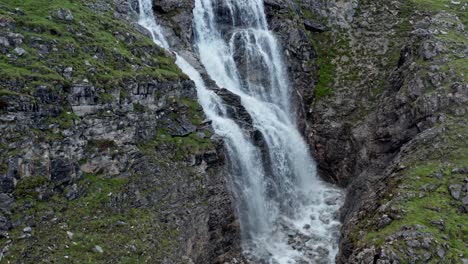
[0,0,467,263]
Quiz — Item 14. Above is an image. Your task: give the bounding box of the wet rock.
[216,88,251,125]
[264,0,287,11]
[430,220,445,231]
[355,246,376,263]
[319,215,330,225]
[0,173,15,194]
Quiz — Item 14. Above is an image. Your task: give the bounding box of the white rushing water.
[137,0,343,263]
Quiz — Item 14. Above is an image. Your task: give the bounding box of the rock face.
[1,0,466,263]
[0,0,240,263]
[262,0,467,263]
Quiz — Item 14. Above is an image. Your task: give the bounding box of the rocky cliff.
[264,0,467,262]
[0,0,240,263]
[0,0,467,263]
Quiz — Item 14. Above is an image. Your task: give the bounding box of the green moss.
[4,172,183,263]
[14,176,49,199]
[315,56,335,100]
[438,30,468,44]
[0,89,23,97]
[133,102,145,113]
[0,0,185,96]
[32,129,64,142]
[99,92,114,104]
[86,139,117,152]
[47,111,80,129]
[139,128,213,161]
[180,98,204,125]
[412,0,467,26]
[354,119,468,262]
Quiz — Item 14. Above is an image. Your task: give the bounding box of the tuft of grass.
[47,111,80,129]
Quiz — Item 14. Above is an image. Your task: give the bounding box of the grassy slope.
[0,0,184,95]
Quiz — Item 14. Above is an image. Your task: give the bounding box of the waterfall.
[137,0,343,263]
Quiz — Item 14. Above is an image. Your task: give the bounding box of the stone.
[437,248,445,258]
[0,194,14,213]
[303,20,326,33]
[66,231,74,240]
[0,37,9,47]
[13,47,26,56]
[452,168,468,174]
[93,245,104,254]
[377,215,392,229]
[448,184,462,200]
[63,67,73,79]
[56,8,74,21]
[23,227,32,233]
[463,196,468,205]
[51,158,80,185]
[319,215,330,225]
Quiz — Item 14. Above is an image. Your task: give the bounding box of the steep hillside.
[269,0,467,262]
[0,0,466,263]
[0,0,239,263]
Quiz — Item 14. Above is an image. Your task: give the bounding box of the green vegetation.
[412,0,467,26]
[85,139,118,153]
[5,173,180,263]
[99,92,114,104]
[47,111,80,129]
[314,56,335,100]
[14,176,49,199]
[0,0,185,97]
[0,89,23,97]
[353,119,468,262]
[133,102,146,113]
[140,128,213,161]
[180,98,204,125]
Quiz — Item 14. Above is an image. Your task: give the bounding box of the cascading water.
[137,0,343,263]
